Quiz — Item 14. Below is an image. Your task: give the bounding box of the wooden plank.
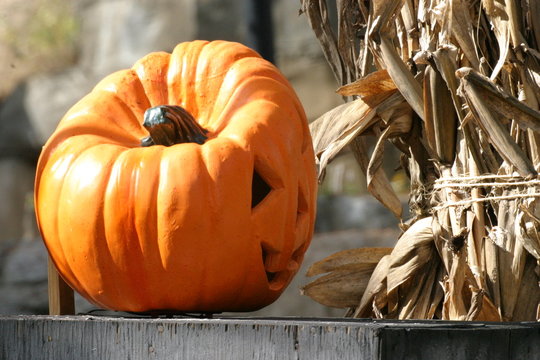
[381,326,511,359]
[47,258,75,315]
[1,316,540,360]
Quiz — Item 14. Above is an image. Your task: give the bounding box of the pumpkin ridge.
[151,146,170,277]
[183,144,212,309]
[154,146,203,273]
[160,143,229,311]
[213,77,305,143]
[94,91,148,139]
[205,57,286,131]
[193,42,259,128]
[136,146,165,310]
[192,41,211,107]
[93,69,151,111]
[103,148,158,310]
[205,59,307,150]
[37,148,86,297]
[168,41,208,119]
[235,65,310,153]
[203,65,248,129]
[133,52,171,108]
[209,89,264,136]
[50,107,143,148]
[58,144,124,309]
[93,153,131,309]
[196,139,261,310]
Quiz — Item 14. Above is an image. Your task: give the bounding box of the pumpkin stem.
[141,105,208,147]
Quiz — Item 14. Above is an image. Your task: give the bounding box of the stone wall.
[0,0,399,316]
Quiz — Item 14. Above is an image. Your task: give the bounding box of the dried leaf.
[457,67,537,176]
[430,0,453,43]
[301,263,377,308]
[336,69,398,105]
[516,209,540,260]
[482,0,507,18]
[365,111,412,217]
[310,91,406,180]
[386,217,436,294]
[379,36,425,120]
[497,237,526,320]
[481,0,511,78]
[351,136,403,218]
[449,0,481,69]
[429,47,487,172]
[310,99,378,178]
[397,255,443,319]
[337,0,359,82]
[530,0,540,51]
[429,46,462,115]
[466,288,501,321]
[442,253,469,320]
[457,68,540,133]
[354,255,392,317]
[301,0,346,85]
[423,64,457,164]
[306,247,393,277]
[504,0,526,49]
[486,226,511,252]
[355,217,442,318]
[369,0,406,36]
[512,255,540,321]
[366,129,387,180]
[466,164,487,283]
[484,236,502,313]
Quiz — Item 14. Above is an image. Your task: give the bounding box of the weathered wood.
[1,316,539,360]
[47,258,75,315]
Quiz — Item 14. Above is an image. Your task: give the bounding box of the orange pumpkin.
[35,40,317,312]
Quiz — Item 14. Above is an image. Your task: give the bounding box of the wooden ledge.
[1,316,540,359]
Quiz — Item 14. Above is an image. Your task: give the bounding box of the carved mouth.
[260,244,289,291]
[254,165,310,291]
[260,242,307,291]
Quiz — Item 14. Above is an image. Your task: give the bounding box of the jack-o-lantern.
[35,40,317,312]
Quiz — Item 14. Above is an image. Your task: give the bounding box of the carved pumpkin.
[35,40,317,312]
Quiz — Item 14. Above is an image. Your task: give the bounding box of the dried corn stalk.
[301,0,540,321]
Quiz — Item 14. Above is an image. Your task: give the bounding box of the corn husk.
[301,0,540,320]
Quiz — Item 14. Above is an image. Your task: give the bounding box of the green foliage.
[1,0,79,63]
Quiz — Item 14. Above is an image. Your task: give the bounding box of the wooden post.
[47,257,75,315]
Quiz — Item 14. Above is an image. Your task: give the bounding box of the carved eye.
[251,167,272,209]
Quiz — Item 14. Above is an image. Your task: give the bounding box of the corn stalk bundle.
[300,0,540,320]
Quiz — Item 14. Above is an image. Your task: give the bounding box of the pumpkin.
[35,40,317,312]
